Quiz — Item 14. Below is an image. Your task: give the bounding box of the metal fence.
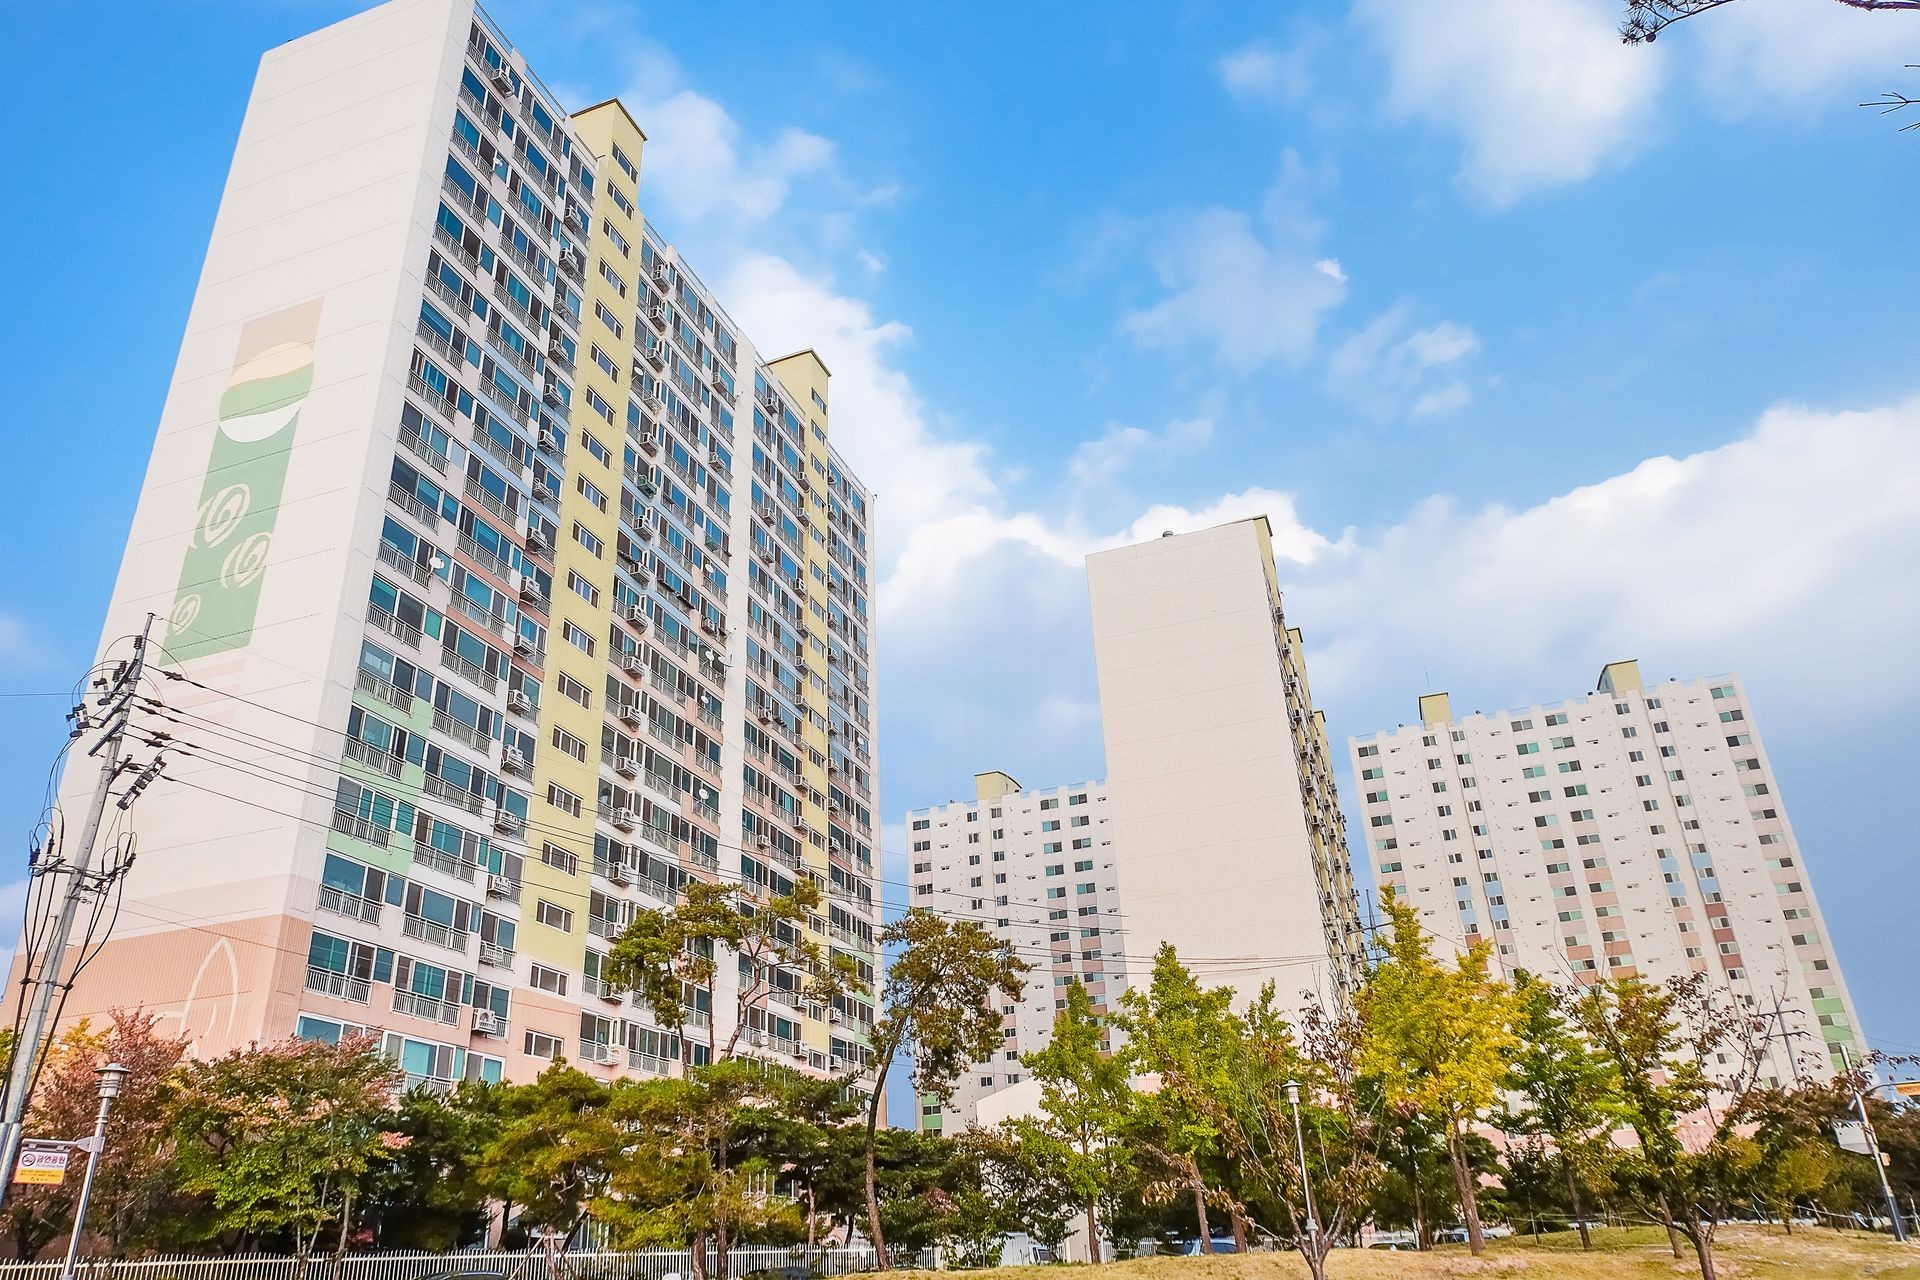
[0,1247,931,1280]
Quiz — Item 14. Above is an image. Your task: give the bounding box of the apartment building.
[905,772,1123,1131]
[21,0,879,1090]
[1087,520,1366,1017]
[1351,661,1862,1083]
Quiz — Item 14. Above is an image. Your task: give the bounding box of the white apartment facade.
[906,772,1123,1131]
[1087,519,1366,1019]
[19,0,880,1092]
[1352,660,1863,1083]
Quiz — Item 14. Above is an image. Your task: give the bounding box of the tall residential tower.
[905,773,1123,1132]
[20,0,880,1090]
[1351,661,1862,1083]
[1087,520,1366,1016]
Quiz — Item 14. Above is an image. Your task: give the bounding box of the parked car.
[1175,1238,1241,1255]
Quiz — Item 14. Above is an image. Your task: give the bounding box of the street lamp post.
[60,1062,129,1280]
[1284,1081,1320,1255]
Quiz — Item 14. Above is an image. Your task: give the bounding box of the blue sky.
[2,0,1917,1063]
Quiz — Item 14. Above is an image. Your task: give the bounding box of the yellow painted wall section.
[767,350,835,1052]
[516,102,646,982]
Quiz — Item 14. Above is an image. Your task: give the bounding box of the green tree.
[861,910,1029,1269]
[1114,945,1239,1252]
[166,1034,399,1267]
[1017,979,1133,1259]
[1196,989,1380,1280]
[359,1082,504,1249]
[476,1063,619,1274]
[1573,972,1771,1280]
[1355,899,1519,1256]
[1499,973,1624,1250]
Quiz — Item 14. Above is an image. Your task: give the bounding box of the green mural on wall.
[165,299,324,662]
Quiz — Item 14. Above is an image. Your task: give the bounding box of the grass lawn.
[900,1226,1919,1279]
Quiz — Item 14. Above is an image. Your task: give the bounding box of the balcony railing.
[342,738,405,780]
[316,885,382,925]
[470,427,527,475]
[366,606,422,651]
[479,939,513,968]
[430,709,492,754]
[457,532,515,584]
[392,989,461,1025]
[355,668,415,714]
[402,913,471,953]
[376,541,434,590]
[331,808,390,849]
[398,422,451,475]
[412,840,476,883]
[388,483,440,529]
[421,773,485,816]
[305,966,371,1004]
[438,648,500,694]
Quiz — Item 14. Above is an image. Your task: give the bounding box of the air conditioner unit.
[645,342,666,368]
[615,754,638,778]
[534,484,559,506]
[750,1031,768,1048]
[619,703,641,727]
[760,391,782,414]
[757,708,774,725]
[537,428,560,453]
[488,63,513,89]
[791,1043,807,1060]
[641,393,663,412]
[487,873,516,897]
[707,449,723,467]
[829,1008,845,1025]
[503,747,527,773]
[797,511,811,528]
[524,536,550,558]
[649,304,669,327]
[653,262,672,284]
[700,617,717,635]
[607,859,631,884]
[790,577,807,595]
[508,690,534,713]
[635,519,655,542]
[624,603,647,624]
[612,808,637,830]
[829,1054,845,1071]
[541,386,563,408]
[754,835,771,851]
[494,811,523,835]
[547,337,566,360]
[512,635,533,655]
[638,431,658,455]
[473,1009,504,1036]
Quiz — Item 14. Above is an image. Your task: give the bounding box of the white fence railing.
[0,1246,928,1280]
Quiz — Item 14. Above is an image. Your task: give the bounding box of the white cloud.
[1689,0,1907,110]
[630,87,834,226]
[0,615,48,672]
[1328,303,1481,419]
[1068,419,1214,490]
[1217,42,1313,104]
[1293,394,1920,721]
[1123,199,1348,371]
[1355,0,1665,206]
[879,394,1920,812]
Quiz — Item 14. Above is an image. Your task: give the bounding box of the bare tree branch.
[1623,0,1920,45]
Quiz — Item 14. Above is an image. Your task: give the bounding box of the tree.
[1355,900,1519,1256]
[1572,972,1771,1280]
[608,877,860,1276]
[1114,945,1240,1252]
[1199,989,1382,1280]
[358,1082,504,1249]
[861,909,1029,1269]
[0,1011,187,1260]
[1499,973,1624,1250]
[1621,0,1920,45]
[166,1034,399,1267]
[1017,979,1133,1259]
[476,1063,619,1275]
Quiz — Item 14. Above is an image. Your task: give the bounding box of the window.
[524,1030,562,1059]
[547,783,583,817]
[563,621,595,655]
[568,571,600,606]
[551,727,587,762]
[583,432,611,467]
[536,900,573,931]
[594,299,623,338]
[573,522,604,557]
[558,673,591,707]
[577,475,609,512]
[530,964,569,995]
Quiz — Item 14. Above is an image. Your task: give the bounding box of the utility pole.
[1761,987,1809,1087]
[1839,1044,1909,1244]
[0,618,154,1205]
